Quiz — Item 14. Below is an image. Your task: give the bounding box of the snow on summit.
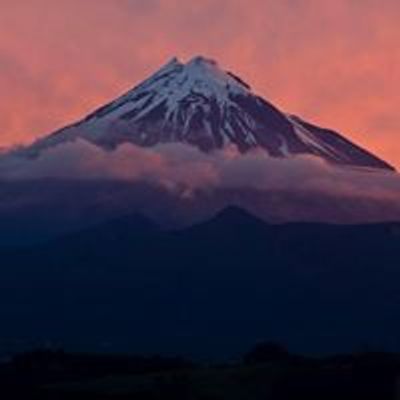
[24,56,394,171]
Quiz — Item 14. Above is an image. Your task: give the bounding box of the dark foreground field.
[1,346,400,399]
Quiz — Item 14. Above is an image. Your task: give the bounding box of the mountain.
[2,207,400,358]
[0,56,398,246]
[24,56,394,171]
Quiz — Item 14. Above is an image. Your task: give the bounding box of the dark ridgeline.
[1,180,400,247]
[1,206,400,360]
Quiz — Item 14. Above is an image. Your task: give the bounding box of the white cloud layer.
[1,139,399,202]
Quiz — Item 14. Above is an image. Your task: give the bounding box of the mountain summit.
[27,56,394,170]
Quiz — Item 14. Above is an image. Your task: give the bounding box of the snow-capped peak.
[24,56,395,171]
[184,56,250,92]
[115,55,251,119]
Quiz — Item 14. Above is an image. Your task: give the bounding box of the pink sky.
[0,0,399,167]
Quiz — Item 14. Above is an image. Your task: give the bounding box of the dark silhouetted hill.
[1,207,400,358]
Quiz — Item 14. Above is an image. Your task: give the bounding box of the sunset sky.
[0,0,399,167]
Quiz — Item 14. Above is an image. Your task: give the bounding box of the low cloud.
[1,139,400,203]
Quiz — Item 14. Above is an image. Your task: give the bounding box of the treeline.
[0,349,193,383]
[1,342,400,399]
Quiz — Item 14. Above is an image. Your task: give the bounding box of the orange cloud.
[0,0,399,166]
